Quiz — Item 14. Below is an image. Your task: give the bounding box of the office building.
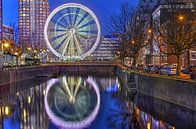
[18,0,49,49]
[91,35,120,61]
[0,0,2,41]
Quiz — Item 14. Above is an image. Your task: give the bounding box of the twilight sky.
[3,0,139,34]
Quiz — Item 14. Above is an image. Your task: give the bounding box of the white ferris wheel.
[44,3,101,60]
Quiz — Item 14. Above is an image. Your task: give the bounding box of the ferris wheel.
[44,3,101,60]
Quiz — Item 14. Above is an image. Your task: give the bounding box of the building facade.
[152,2,196,66]
[18,0,49,49]
[0,0,2,41]
[138,0,196,66]
[2,25,13,41]
[91,35,120,61]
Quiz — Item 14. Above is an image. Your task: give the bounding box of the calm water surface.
[0,74,195,129]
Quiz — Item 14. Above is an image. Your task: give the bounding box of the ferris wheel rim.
[44,3,101,59]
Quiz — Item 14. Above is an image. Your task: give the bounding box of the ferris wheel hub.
[70,28,76,34]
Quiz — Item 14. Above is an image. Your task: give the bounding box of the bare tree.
[126,12,152,67]
[155,1,196,75]
[9,23,23,65]
[110,4,152,67]
[109,3,133,64]
[10,23,19,46]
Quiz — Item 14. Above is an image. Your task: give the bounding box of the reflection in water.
[44,76,100,129]
[0,75,195,129]
[105,83,179,129]
[0,81,48,129]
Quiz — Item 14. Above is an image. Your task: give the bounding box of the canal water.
[0,73,195,129]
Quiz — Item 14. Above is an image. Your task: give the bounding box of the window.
[190,51,196,61]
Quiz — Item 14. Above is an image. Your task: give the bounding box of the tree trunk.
[176,54,182,76]
[132,57,137,68]
[187,49,190,66]
[16,56,19,66]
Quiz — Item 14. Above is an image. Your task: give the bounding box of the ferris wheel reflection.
[44,76,100,129]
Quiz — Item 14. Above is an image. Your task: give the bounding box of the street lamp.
[178,15,185,21]
[148,29,152,34]
[3,43,9,49]
[27,47,32,51]
[1,42,10,52]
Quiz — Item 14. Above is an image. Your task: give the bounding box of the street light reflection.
[5,106,10,115]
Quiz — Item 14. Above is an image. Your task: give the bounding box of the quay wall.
[116,67,196,111]
[137,74,196,111]
[0,64,117,86]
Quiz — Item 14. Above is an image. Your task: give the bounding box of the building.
[0,0,2,41]
[18,0,49,49]
[91,35,120,61]
[138,0,196,66]
[2,25,13,41]
[152,1,196,66]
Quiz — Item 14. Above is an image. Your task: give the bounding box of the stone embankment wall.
[116,67,196,111]
[0,65,59,86]
[0,64,117,86]
[137,74,196,111]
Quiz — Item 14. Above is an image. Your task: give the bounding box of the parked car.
[160,64,176,76]
[144,64,153,73]
[182,65,196,74]
[150,65,161,74]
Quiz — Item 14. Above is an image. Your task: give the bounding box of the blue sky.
[3,0,139,34]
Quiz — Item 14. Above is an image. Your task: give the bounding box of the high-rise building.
[18,0,49,49]
[0,0,2,41]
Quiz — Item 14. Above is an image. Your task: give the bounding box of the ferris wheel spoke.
[59,11,71,27]
[61,33,73,57]
[68,35,75,56]
[75,14,93,28]
[76,31,88,38]
[73,8,81,27]
[75,12,89,28]
[58,34,73,55]
[54,33,70,50]
[55,29,69,32]
[73,77,82,98]
[59,8,71,27]
[77,20,96,30]
[56,19,68,29]
[56,24,69,31]
[55,29,69,36]
[67,7,74,27]
[78,30,98,35]
[61,77,74,101]
[73,34,83,55]
[50,32,67,43]
[52,35,68,50]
